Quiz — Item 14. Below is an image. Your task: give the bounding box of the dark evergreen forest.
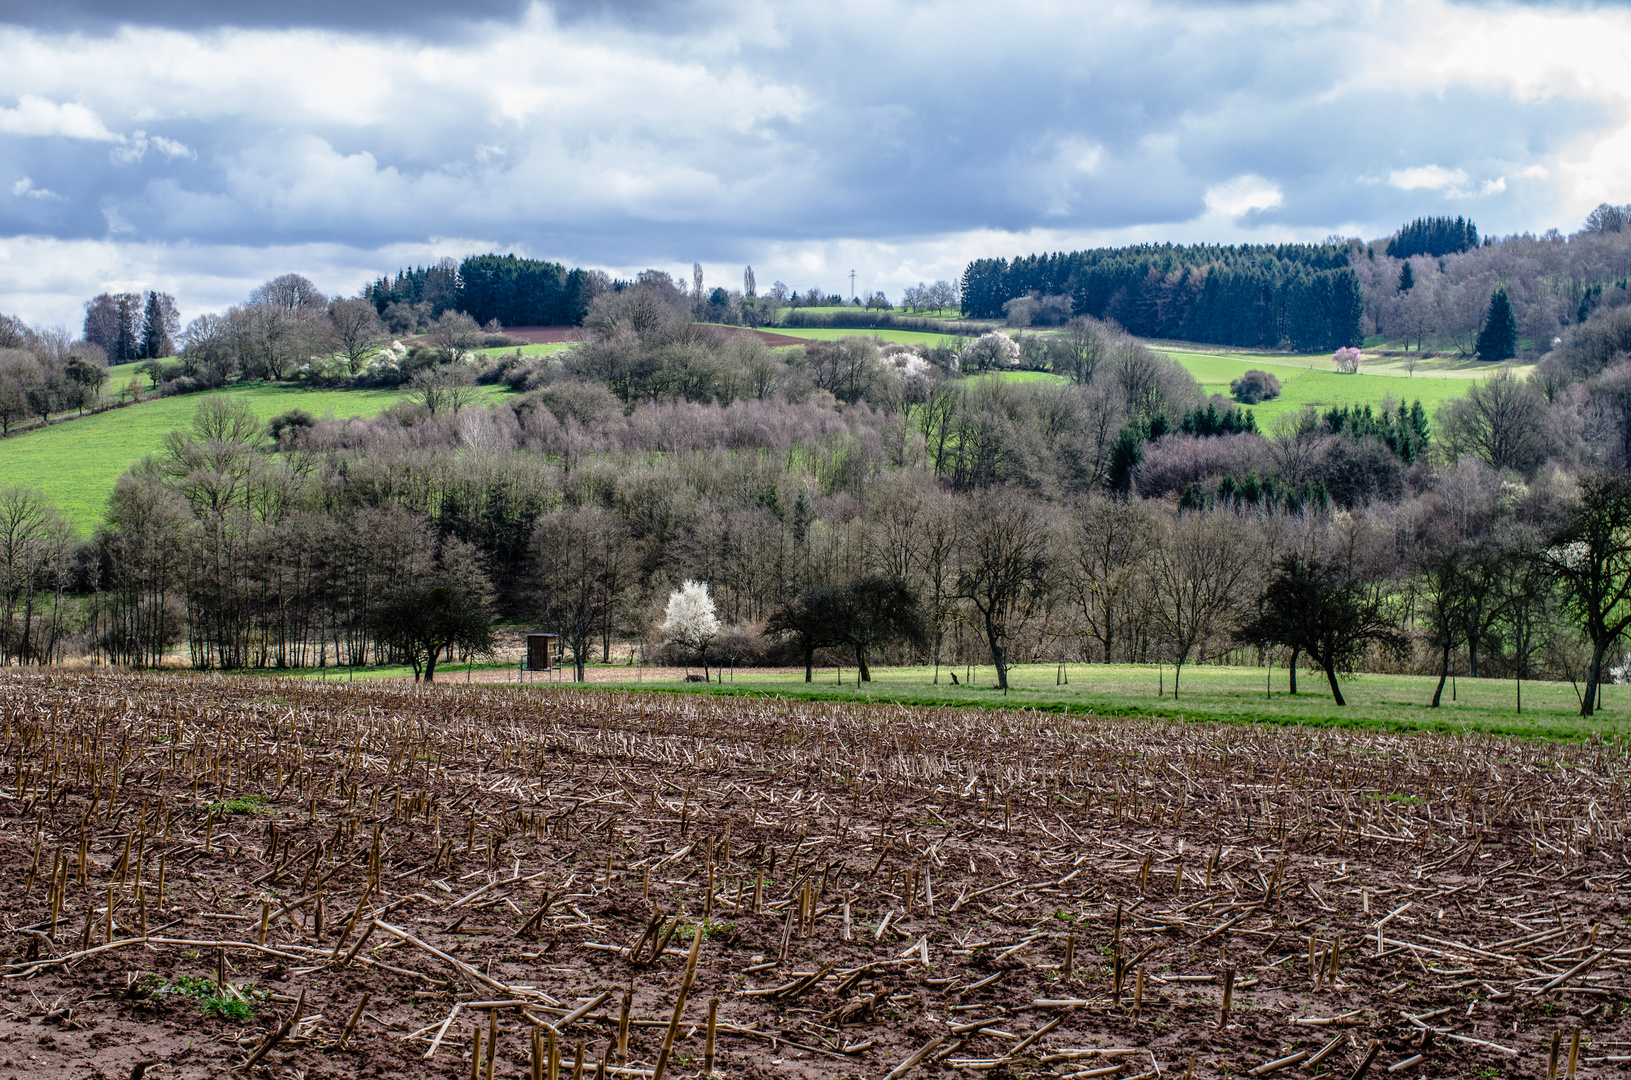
[959,243,1366,351]
[367,255,608,328]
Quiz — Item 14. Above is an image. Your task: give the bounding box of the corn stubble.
[0,670,1623,1077]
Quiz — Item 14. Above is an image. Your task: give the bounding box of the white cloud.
[1387,165,1510,200]
[0,0,1628,321]
[11,177,60,200]
[112,130,197,165]
[1203,175,1282,219]
[1388,164,1471,194]
[0,94,119,141]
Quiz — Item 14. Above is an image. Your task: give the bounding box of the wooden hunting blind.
[520,632,564,682]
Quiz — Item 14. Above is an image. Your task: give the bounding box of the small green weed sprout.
[152,973,268,1020]
[209,795,271,816]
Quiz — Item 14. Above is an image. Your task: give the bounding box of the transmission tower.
[849,269,856,301]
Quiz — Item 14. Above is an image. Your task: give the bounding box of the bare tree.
[0,486,73,665]
[533,505,628,680]
[251,273,327,314]
[1542,470,1631,716]
[427,310,483,365]
[411,364,478,417]
[1438,369,1547,474]
[1058,495,1155,663]
[329,297,386,374]
[1146,511,1254,697]
[956,490,1051,690]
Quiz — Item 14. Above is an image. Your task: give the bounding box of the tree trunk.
[576,659,586,682]
[1288,647,1298,694]
[702,646,709,683]
[1583,639,1608,717]
[982,609,1009,690]
[1321,661,1346,706]
[424,646,439,683]
[1173,661,1182,700]
[856,646,871,683]
[1431,644,1451,707]
[804,644,815,683]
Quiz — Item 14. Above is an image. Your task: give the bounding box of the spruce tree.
[1397,261,1414,292]
[1475,287,1517,362]
[140,291,172,360]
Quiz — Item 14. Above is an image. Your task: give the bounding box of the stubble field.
[0,672,1627,1080]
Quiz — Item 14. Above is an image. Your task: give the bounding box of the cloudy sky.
[1,0,1629,327]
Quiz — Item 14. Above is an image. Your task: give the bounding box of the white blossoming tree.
[959,331,1021,373]
[662,580,721,680]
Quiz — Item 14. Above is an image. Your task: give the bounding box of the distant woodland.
[2,209,1631,713]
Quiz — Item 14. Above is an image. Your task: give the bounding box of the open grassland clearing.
[2,671,1626,1079]
[0,382,508,530]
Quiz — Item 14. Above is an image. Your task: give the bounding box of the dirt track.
[1,672,1628,1079]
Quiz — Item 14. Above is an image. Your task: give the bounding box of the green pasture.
[991,370,1069,386]
[762,327,963,348]
[475,342,577,358]
[580,661,1624,740]
[1155,349,1480,425]
[0,381,507,529]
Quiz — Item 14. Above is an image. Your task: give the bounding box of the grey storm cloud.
[0,0,1625,323]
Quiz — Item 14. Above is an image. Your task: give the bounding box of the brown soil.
[1,672,1627,1080]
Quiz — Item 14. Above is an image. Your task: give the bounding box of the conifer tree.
[1475,287,1517,362]
[1397,261,1414,292]
[140,291,172,360]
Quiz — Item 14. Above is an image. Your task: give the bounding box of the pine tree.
[1475,287,1518,362]
[140,291,172,360]
[1397,261,1414,292]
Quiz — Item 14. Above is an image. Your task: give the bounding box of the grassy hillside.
[0,382,466,529]
[0,337,1507,532]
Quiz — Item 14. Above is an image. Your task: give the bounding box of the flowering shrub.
[1333,346,1362,374]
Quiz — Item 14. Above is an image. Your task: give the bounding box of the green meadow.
[0,382,506,529]
[590,661,1623,741]
[474,342,577,358]
[1156,348,1481,425]
[763,327,963,348]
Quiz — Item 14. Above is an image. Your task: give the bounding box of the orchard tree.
[1542,471,1631,716]
[766,584,845,681]
[1236,552,1407,706]
[956,490,1051,690]
[829,575,925,681]
[369,539,496,683]
[662,579,721,679]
